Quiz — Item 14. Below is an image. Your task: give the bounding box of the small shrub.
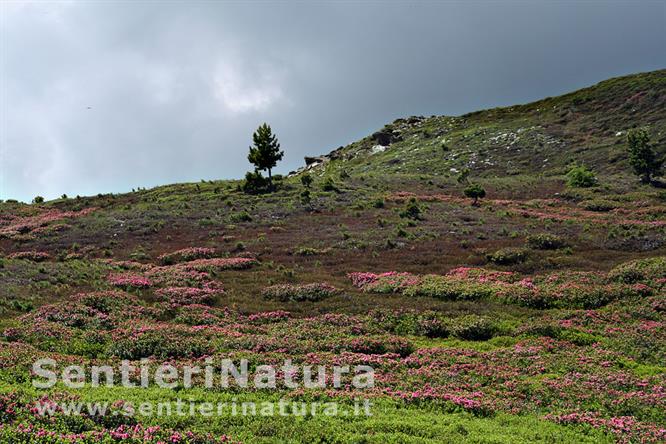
[242,171,270,194]
[450,315,496,341]
[300,173,313,188]
[403,275,496,301]
[487,247,528,265]
[527,234,567,250]
[230,211,252,223]
[32,196,45,204]
[580,199,617,212]
[399,198,423,220]
[158,247,216,265]
[294,247,327,256]
[262,283,339,302]
[463,183,486,205]
[608,256,666,284]
[322,178,339,192]
[348,336,413,357]
[8,251,50,262]
[566,165,597,188]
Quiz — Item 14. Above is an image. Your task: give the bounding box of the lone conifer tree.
[627,128,661,184]
[248,123,284,190]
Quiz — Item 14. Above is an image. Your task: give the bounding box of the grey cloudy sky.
[1,1,664,201]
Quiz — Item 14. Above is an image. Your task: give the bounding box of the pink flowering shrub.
[108,273,151,289]
[0,207,95,240]
[348,272,420,293]
[7,251,50,262]
[180,257,258,272]
[262,283,339,302]
[346,336,413,357]
[546,411,666,443]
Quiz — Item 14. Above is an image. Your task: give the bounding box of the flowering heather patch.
[174,304,222,326]
[158,247,217,265]
[0,207,96,240]
[262,283,340,302]
[108,323,215,359]
[1,286,664,441]
[348,272,420,293]
[7,251,51,262]
[108,273,152,289]
[155,286,222,306]
[351,264,660,309]
[546,412,666,444]
[144,267,211,287]
[102,259,154,272]
[346,336,413,357]
[180,257,258,272]
[608,256,666,284]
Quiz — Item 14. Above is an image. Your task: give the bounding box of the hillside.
[299,69,666,179]
[0,70,665,443]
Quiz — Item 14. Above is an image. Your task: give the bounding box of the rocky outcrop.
[371,129,402,146]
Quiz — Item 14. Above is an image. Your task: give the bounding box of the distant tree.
[300,173,313,188]
[566,165,597,188]
[32,196,44,204]
[627,128,661,184]
[464,183,486,206]
[248,123,284,190]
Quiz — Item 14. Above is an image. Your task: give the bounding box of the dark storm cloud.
[1,1,664,201]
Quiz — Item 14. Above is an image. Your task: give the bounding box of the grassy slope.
[309,69,665,179]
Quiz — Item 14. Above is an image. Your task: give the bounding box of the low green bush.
[527,234,567,250]
[487,247,528,265]
[580,199,617,212]
[450,315,497,341]
[566,165,597,188]
[608,256,666,284]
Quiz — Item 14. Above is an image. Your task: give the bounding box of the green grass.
[0,379,613,443]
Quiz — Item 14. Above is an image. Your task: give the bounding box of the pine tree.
[248,123,284,190]
[627,128,661,184]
